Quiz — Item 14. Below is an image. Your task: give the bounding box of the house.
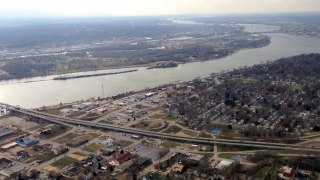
[64,166,82,177]
[110,152,132,166]
[99,159,112,171]
[15,137,39,147]
[72,103,88,110]
[171,163,184,173]
[32,144,52,152]
[215,160,232,171]
[131,135,143,140]
[53,146,69,156]
[199,155,211,167]
[171,153,189,163]
[145,92,156,97]
[295,170,311,179]
[101,149,115,156]
[26,169,40,179]
[0,128,13,138]
[279,166,294,179]
[0,158,13,169]
[39,124,64,137]
[0,142,18,151]
[0,107,9,116]
[128,158,152,174]
[16,151,29,160]
[66,137,88,147]
[80,155,103,167]
[104,138,114,147]
[0,164,25,178]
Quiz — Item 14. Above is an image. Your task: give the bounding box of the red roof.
[115,152,131,163]
[41,144,52,148]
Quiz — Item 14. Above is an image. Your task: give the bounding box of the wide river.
[0,28,320,108]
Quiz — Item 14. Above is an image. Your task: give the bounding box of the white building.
[215,160,232,170]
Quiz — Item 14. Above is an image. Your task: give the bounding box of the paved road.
[2,103,320,153]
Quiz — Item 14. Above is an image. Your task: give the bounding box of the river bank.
[0,44,257,83]
[0,32,319,108]
[53,69,138,80]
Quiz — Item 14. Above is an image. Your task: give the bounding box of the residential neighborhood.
[0,54,319,179]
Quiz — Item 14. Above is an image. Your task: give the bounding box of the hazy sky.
[1,0,320,18]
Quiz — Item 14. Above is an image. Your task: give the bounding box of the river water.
[0,26,320,108]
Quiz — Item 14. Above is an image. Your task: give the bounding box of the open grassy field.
[37,126,72,140]
[51,156,78,169]
[181,129,198,137]
[162,125,182,134]
[149,113,166,119]
[44,109,62,115]
[160,140,179,148]
[218,144,261,152]
[53,133,80,144]
[278,156,300,164]
[72,151,88,157]
[131,120,164,131]
[199,131,213,138]
[162,115,176,121]
[115,140,134,147]
[43,105,72,115]
[87,132,100,140]
[80,112,103,121]
[36,152,57,162]
[82,143,102,152]
[253,166,271,180]
[25,152,57,164]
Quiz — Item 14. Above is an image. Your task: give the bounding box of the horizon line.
[1,11,320,20]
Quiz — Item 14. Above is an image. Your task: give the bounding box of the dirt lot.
[43,165,59,173]
[0,115,41,131]
[68,152,87,161]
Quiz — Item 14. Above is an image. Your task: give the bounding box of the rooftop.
[215,160,232,170]
[0,164,24,177]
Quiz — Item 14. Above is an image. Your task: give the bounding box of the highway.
[3,103,320,152]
